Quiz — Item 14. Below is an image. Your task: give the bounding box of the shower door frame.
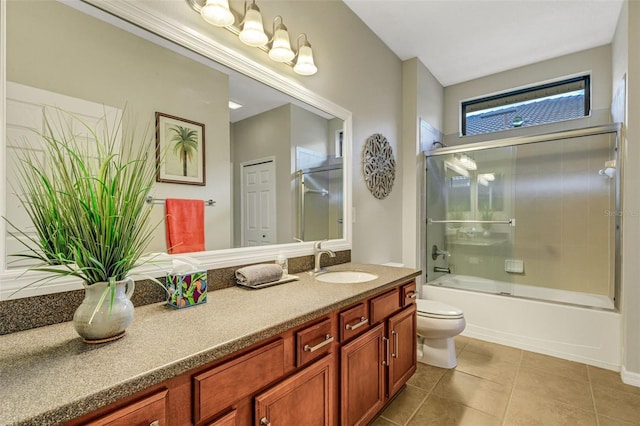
[425,123,622,310]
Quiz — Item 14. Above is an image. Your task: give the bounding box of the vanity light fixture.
[186,0,318,75]
[293,34,317,76]
[268,16,295,62]
[239,1,268,47]
[200,0,234,27]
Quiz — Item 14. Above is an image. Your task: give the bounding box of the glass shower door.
[426,145,516,294]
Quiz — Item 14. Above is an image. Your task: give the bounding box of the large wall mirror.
[0,0,352,298]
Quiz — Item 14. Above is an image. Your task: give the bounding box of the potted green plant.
[7,108,159,343]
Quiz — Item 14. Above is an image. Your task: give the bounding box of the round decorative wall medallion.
[363,133,396,199]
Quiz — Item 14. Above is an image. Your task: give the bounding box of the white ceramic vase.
[73,277,135,343]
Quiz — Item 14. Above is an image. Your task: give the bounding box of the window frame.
[460,75,591,136]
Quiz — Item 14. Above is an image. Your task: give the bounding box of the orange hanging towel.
[165,198,205,254]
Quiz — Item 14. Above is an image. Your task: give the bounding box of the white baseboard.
[621,366,640,387]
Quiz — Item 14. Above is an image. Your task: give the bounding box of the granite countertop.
[0,263,420,426]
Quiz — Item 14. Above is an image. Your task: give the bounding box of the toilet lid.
[416,299,464,319]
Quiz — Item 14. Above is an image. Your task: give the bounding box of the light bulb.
[239,4,268,47]
[200,0,234,27]
[294,44,317,76]
[269,25,295,62]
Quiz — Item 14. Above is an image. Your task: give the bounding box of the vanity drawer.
[296,318,334,367]
[193,339,285,423]
[339,303,369,342]
[85,389,168,426]
[370,288,401,324]
[402,281,417,307]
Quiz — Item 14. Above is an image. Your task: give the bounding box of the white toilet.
[416,299,466,369]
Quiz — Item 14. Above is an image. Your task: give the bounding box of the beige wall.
[6,1,232,253]
[443,45,613,146]
[402,58,444,275]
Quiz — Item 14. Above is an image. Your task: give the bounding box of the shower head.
[432,141,448,149]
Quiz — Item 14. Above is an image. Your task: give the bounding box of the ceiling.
[344,0,624,87]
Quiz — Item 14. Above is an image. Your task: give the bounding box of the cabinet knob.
[406,292,417,299]
[149,421,160,426]
[260,417,271,426]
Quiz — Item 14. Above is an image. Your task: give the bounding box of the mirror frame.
[0,0,352,299]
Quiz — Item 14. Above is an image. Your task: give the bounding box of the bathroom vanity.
[0,263,419,426]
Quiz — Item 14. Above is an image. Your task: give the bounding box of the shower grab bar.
[428,218,516,227]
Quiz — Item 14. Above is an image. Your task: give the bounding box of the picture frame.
[155,112,205,185]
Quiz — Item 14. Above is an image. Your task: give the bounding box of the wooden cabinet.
[339,303,369,342]
[388,304,417,397]
[340,324,385,426]
[255,354,334,426]
[296,317,334,367]
[206,410,236,426]
[341,281,418,426]
[193,339,286,424]
[401,281,417,307]
[84,389,168,426]
[68,278,417,426]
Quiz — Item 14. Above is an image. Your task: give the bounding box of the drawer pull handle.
[406,292,417,299]
[260,417,271,426]
[303,334,334,352]
[382,336,390,366]
[149,421,160,426]
[392,330,398,358]
[345,317,368,330]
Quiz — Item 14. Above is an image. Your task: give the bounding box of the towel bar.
[146,196,215,206]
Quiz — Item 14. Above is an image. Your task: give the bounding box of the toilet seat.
[416,299,464,319]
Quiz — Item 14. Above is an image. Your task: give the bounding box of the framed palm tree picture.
[155,112,205,185]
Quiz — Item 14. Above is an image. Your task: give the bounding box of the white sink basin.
[315,271,378,283]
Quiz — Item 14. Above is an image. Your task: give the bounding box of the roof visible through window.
[461,75,590,136]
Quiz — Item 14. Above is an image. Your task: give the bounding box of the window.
[461,75,590,136]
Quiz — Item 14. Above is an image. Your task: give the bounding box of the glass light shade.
[200,0,234,27]
[269,27,295,62]
[294,44,317,76]
[239,7,268,47]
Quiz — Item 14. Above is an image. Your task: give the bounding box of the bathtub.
[424,275,621,371]
[429,274,615,309]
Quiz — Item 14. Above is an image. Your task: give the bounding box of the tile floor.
[371,335,640,426]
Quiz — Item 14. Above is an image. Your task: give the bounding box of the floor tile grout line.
[587,365,602,426]
[500,347,524,426]
[399,382,434,426]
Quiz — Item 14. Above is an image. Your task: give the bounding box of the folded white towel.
[235,264,283,286]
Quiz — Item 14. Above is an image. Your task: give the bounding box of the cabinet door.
[340,323,385,426]
[85,389,168,426]
[255,355,333,426]
[387,305,417,398]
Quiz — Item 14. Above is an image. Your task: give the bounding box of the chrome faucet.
[313,241,336,274]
